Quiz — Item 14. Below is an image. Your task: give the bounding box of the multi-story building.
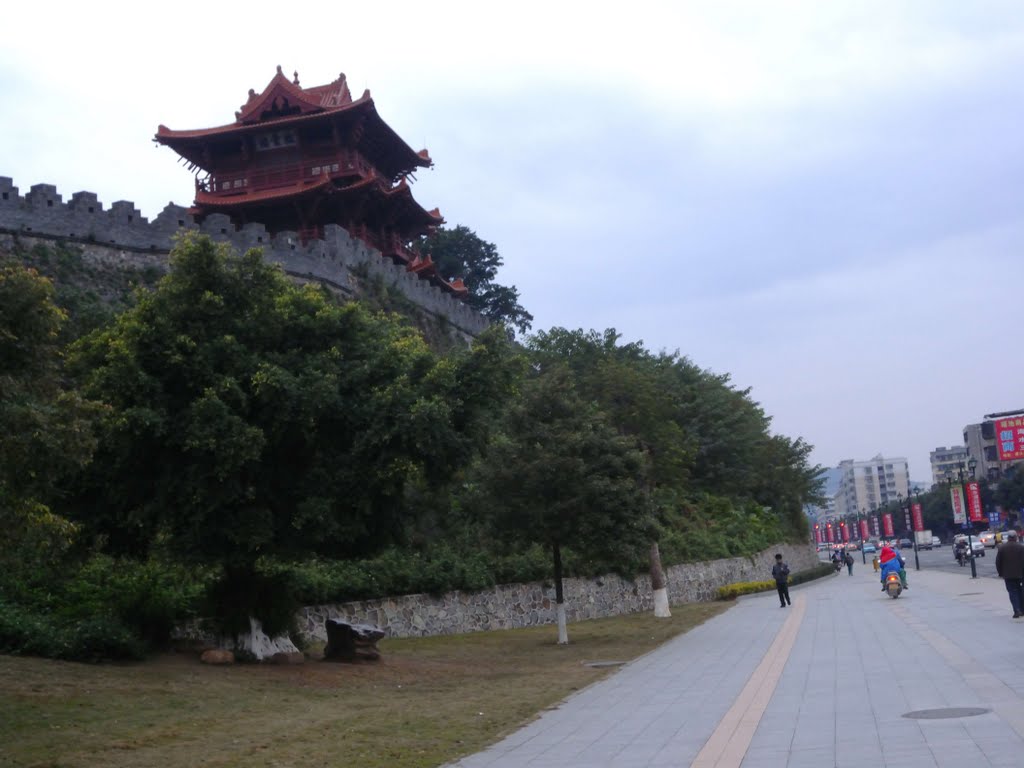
[833,455,911,520]
[930,445,969,488]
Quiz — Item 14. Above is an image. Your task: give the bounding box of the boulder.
[200,649,235,665]
[323,619,385,662]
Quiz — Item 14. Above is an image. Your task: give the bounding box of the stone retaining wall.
[297,542,818,643]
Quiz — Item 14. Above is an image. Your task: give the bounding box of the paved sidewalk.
[447,563,1024,767]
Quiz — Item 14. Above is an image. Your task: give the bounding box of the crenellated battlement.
[0,177,488,338]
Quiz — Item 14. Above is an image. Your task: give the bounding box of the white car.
[979,531,997,548]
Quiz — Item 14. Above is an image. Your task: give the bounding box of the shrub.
[0,600,145,661]
[716,581,775,600]
[716,562,834,600]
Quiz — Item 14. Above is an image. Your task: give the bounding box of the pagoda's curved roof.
[155,67,431,181]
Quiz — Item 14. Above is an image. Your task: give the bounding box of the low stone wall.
[297,542,817,643]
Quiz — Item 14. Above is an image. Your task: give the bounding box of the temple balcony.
[196,149,377,198]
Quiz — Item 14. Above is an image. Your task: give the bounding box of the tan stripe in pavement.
[690,596,806,768]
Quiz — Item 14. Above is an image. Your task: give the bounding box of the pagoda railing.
[197,150,377,197]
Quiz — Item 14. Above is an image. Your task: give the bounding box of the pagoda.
[155,66,465,296]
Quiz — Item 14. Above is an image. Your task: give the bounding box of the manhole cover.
[958,592,983,596]
[583,661,626,668]
[903,708,990,720]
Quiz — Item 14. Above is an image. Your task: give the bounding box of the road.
[826,544,1003,580]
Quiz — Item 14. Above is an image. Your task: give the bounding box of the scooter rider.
[878,546,906,591]
[955,538,969,565]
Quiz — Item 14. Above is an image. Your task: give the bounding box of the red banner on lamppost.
[840,522,850,542]
[826,523,834,543]
[912,502,924,532]
[814,524,821,544]
[966,481,984,522]
[860,519,870,540]
[882,513,894,537]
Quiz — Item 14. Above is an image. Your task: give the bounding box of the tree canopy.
[66,233,521,570]
[422,225,533,335]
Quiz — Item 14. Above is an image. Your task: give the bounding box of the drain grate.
[903,707,990,720]
[583,660,626,668]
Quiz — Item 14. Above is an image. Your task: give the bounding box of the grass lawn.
[0,602,729,768]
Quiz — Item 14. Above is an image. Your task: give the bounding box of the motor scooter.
[884,571,903,599]
[832,559,842,574]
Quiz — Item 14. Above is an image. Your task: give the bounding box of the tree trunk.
[650,540,671,617]
[553,541,568,644]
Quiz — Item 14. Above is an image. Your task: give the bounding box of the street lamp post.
[858,509,866,564]
[949,459,979,579]
[912,488,922,571]
[898,491,921,572]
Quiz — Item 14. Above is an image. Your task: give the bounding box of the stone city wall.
[0,177,488,338]
[296,542,818,643]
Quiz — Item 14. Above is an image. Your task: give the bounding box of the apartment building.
[833,454,911,520]
[930,445,969,488]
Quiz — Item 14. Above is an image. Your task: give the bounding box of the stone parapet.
[0,176,488,338]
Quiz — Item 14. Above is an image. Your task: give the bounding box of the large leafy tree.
[0,264,99,572]
[476,365,650,643]
[526,328,821,551]
[66,234,520,619]
[421,225,533,335]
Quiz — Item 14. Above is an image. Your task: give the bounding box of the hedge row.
[716,563,834,600]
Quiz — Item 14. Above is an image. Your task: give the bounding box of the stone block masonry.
[294,543,819,643]
[0,177,488,338]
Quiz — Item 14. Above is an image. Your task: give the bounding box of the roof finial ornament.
[293,70,300,85]
[276,64,283,75]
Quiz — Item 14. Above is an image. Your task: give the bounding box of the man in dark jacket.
[772,553,791,608]
[995,530,1024,618]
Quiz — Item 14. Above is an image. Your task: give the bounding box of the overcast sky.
[3,1,1023,479]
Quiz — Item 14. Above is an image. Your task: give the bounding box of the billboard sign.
[996,417,1024,461]
[966,481,984,522]
[882,513,894,537]
[912,502,924,532]
[950,485,967,524]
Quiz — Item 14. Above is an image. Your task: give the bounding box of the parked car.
[931,535,941,547]
[863,543,877,554]
[979,531,997,548]
[899,538,913,549]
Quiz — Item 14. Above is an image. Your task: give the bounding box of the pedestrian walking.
[845,551,854,575]
[872,555,879,572]
[772,553,791,607]
[995,530,1024,618]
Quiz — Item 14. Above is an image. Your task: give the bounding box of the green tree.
[476,365,649,643]
[421,225,533,334]
[0,264,98,576]
[66,233,519,629]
